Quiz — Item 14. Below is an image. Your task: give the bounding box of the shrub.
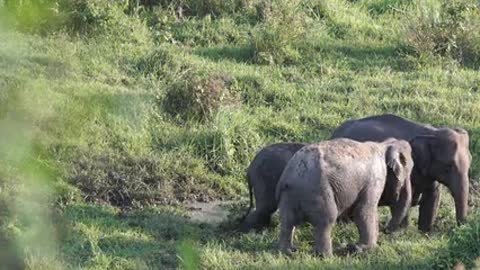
[190,110,262,175]
[404,0,480,67]
[250,0,308,65]
[135,45,185,79]
[133,0,257,18]
[0,0,64,34]
[456,19,480,68]
[303,0,382,39]
[434,212,480,269]
[183,0,255,18]
[362,0,413,16]
[170,16,250,46]
[163,70,239,122]
[60,0,152,47]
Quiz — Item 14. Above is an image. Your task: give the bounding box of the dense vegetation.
[1,0,480,269]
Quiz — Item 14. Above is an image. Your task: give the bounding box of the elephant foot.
[344,244,372,255]
[418,224,433,234]
[384,218,409,234]
[383,223,398,234]
[279,246,296,257]
[313,249,332,258]
[237,220,271,234]
[278,242,297,256]
[400,218,410,229]
[346,244,363,254]
[236,221,254,233]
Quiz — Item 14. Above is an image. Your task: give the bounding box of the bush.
[303,0,383,39]
[60,0,152,47]
[169,16,250,46]
[134,0,257,18]
[250,0,309,65]
[183,0,255,18]
[190,110,262,175]
[163,70,239,122]
[434,212,480,269]
[404,0,480,67]
[135,45,185,79]
[0,0,64,34]
[362,0,413,16]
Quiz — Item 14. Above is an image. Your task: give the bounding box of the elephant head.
[383,139,414,231]
[410,128,471,225]
[385,140,414,202]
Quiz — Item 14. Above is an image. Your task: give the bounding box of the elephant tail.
[240,173,254,222]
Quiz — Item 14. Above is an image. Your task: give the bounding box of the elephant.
[331,114,472,232]
[276,138,414,256]
[238,139,413,233]
[238,142,305,232]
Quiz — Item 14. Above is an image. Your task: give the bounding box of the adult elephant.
[276,138,414,256]
[331,114,472,232]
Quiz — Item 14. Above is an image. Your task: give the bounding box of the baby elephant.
[276,138,413,257]
[238,143,306,232]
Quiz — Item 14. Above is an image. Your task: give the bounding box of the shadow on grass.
[193,41,415,73]
[60,204,216,269]
[58,203,443,270]
[59,203,264,269]
[194,45,255,64]
[301,41,416,74]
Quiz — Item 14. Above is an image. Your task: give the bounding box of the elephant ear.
[386,145,407,182]
[408,135,435,177]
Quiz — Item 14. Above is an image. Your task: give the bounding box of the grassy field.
[2,0,480,269]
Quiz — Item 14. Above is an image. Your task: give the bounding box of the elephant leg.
[241,209,275,232]
[256,194,279,228]
[312,219,334,257]
[386,181,412,232]
[278,217,296,255]
[418,183,441,233]
[240,182,278,232]
[389,206,410,229]
[278,199,296,255]
[351,204,379,253]
[308,196,337,257]
[238,210,264,232]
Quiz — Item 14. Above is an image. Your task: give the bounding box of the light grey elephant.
[276,138,414,257]
[331,114,472,232]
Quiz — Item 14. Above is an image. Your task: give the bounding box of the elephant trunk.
[450,173,469,225]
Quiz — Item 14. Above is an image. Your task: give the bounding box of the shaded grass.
[51,202,451,270]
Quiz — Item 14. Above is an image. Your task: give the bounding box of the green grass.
[1,0,480,269]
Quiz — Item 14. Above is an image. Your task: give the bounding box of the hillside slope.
[1,0,480,269]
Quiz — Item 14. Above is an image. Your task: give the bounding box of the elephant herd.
[237,114,472,257]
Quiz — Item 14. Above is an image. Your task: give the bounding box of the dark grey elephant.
[238,143,305,232]
[276,138,413,256]
[331,114,472,232]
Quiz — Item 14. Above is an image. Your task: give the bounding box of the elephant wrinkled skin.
[331,114,472,232]
[275,138,413,256]
[238,139,414,233]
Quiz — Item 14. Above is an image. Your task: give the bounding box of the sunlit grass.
[1,0,480,269]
